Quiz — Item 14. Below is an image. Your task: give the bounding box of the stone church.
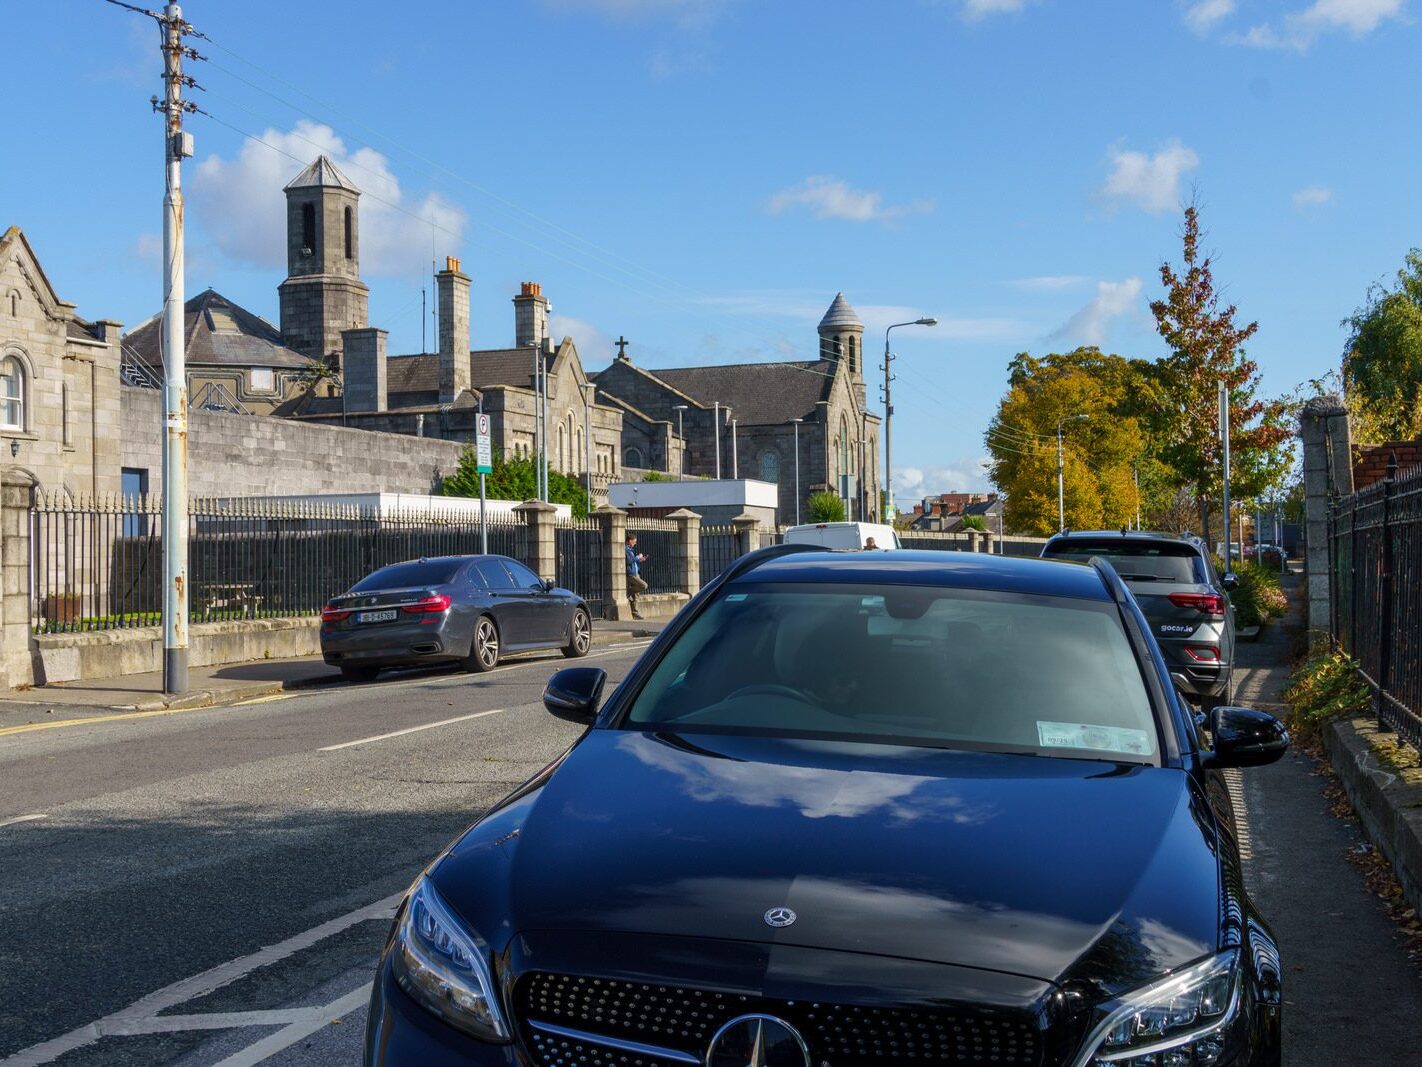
[591,294,884,523]
[125,155,626,482]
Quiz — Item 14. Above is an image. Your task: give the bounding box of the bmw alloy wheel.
[563,608,592,658]
[467,617,499,672]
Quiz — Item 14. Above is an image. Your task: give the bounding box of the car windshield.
[351,560,462,591]
[622,583,1159,763]
[1045,541,1207,584]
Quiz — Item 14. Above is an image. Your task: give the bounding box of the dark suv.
[1042,531,1237,708]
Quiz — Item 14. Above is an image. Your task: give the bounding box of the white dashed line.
[0,814,47,829]
[318,708,507,751]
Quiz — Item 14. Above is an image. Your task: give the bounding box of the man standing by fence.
[626,532,648,620]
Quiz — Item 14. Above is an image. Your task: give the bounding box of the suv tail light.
[321,603,352,623]
[402,594,452,614]
[1168,591,1226,617]
[1184,645,1221,663]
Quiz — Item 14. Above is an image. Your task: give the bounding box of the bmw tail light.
[321,603,352,623]
[403,594,452,614]
[1168,592,1226,617]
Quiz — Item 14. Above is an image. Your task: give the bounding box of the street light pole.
[1220,381,1232,569]
[582,382,593,516]
[713,401,721,480]
[528,342,542,500]
[673,404,687,480]
[1056,414,1087,533]
[731,417,739,479]
[791,417,803,525]
[883,317,938,521]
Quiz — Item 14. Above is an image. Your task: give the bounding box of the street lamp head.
[673,404,687,411]
[916,317,938,326]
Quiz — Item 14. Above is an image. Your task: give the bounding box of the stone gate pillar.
[595,504,629,620]
[513,500,558,583]
[667,508,701,597]
[1299,395,1354,638]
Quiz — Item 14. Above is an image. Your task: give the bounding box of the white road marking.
[232,693,297,707]
[0,814,47,829]
[210,986,372,1067]
[319,708,506,751]
[0,893,401,1066]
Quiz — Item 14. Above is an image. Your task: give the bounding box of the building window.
[847,336,858,373]
[344,206,354,260]
[0,356,25,431]
[760,450,779,483]
[250,367,275,393]
[301,202,316,255]
[624,446,643,469]
[6,290,18,318]
[61,383,71,447]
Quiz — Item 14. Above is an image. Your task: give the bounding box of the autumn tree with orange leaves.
[1148,204,1291,537]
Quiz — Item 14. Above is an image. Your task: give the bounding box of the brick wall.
[1354,440,1422,489]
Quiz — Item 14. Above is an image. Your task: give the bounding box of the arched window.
[847,336,858,373]
[1,356,26,431]
[557,423,567,472]
[6,290,18,318]
[301,203,316,254]
[624,446,643,469]
[759,450,779,483]
[343,206,354,260]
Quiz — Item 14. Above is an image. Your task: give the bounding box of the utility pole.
[157,1,197,694]
[1056,414,1087,533]
[1220,381,1232,570]
[882,317,937,522]
[673,405,687,480]
[791,418,803,525]
[730,417,739,479]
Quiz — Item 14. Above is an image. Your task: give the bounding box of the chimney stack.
[437,256,471,403]
[342,326,388,412]
[513,281,549,349]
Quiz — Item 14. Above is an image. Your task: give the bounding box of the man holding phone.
[625,532,648,620]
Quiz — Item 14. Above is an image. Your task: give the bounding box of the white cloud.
[766,176,934,225]
[960,0,1032,19]
[1292,185,1335,209]
[192,120,466,278]
[1184,0,1235,33]
[894,457,994,501]
[1009,275,1088,292]
[1051,278,1144,346]
[1236,0,1405,49]
[1099,141,1200,215]
[550,314,617,361]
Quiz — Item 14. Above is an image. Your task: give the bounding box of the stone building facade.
[591,294,882,523]
[0,227,123,685]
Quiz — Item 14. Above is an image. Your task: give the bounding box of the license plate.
[357,609,398,624]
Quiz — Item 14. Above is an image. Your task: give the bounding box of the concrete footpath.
[0,618,663,721]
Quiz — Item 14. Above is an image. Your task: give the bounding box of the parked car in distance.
[320,555,591,682]
[365,546,1286,1067]
[782,520,901,550]
[1042,530,1239,709]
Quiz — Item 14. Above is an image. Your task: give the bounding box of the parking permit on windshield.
[1037,721,1152,756]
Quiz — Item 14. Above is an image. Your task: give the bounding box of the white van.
[782,521,901,551]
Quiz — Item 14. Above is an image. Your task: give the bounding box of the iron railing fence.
[1329,459,1422,750]
[555,520,606,619]
[899,532,970,552]
[29,494,557,634]
[699,525,742,584]
[627,519,680,595]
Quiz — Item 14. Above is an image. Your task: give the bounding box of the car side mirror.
[543,667,606,719]
[541,578,556,592]
[1206,706,1289,768]
[1222,572,1239,591]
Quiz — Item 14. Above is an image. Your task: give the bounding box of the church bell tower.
[277,155,370,364]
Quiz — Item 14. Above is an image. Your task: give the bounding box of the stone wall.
[121,387,470,497]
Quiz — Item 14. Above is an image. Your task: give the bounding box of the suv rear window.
[352,560,463,591]
[1044,540,1207,584]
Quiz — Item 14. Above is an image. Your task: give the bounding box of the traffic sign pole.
[476,409,492,554]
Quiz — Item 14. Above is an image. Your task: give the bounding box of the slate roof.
[818,292,862,330]
[650,360,834,425]
[285,155,359,192]
[123,289,310,370]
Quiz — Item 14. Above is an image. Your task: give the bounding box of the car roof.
[734,548,1112,601]
[1046,530,1202,547]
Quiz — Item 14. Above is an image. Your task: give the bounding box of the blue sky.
[4,0,1416,506]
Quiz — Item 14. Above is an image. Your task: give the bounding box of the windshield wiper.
[1116,573,1160,582]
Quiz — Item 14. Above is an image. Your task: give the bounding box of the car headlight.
[390,874,510,1043]
[1072,950,1240,1066]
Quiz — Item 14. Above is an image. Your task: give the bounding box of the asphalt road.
[4,606,1421,1065]
[0,640,652,1066]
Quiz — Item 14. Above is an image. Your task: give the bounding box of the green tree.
[1342,249,1422,441]
[438,447,589,518]
[807,491,847,523]
[985,347,1150,535]
[1148,204,1291,535]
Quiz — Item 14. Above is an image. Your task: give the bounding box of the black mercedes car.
[364,547,1286,1066]
[320,555,591,682]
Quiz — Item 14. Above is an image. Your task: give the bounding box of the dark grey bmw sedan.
[320,555,592,682]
